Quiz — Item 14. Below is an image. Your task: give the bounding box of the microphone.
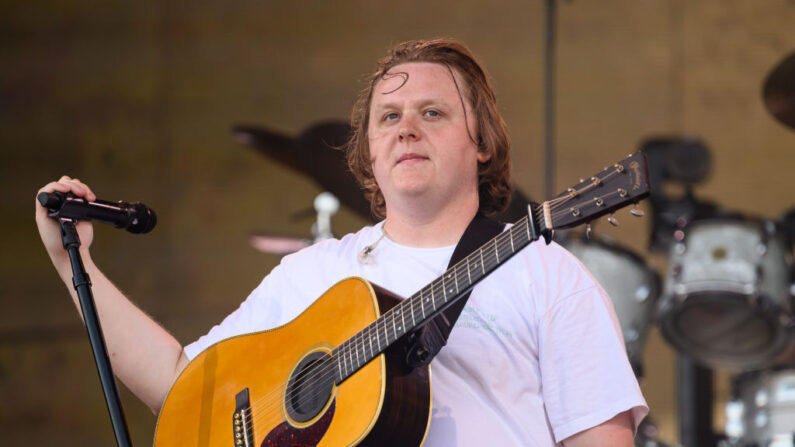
[37,192,157,234]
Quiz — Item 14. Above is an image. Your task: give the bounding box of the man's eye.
[384,112,399,121]
[425,110,440,117]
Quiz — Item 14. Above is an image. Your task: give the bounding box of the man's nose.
[398,117,420,142]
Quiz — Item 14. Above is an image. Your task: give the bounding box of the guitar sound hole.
[285,351,334,423]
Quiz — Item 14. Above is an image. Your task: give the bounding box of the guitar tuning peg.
[585,223,592,239]
[630,204,644,217]
[607,214,619,226]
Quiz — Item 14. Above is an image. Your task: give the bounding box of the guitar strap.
[405,212,505,368]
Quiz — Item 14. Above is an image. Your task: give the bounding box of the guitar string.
[245,186,631,432]
[243,183,630,429]
[241,181,631,429]
[240,174,632,429]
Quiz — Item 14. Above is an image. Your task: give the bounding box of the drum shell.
[659,219,791,369]
[563,237,660,372]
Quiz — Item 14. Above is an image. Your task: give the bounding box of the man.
[36,39,647,446]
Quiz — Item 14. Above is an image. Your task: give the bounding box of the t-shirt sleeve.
[535,247,648,442]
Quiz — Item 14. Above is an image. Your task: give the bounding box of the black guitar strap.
[405,213,505,368]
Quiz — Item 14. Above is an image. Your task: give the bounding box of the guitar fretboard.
[331,214,539,383]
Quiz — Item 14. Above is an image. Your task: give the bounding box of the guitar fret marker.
[480,249,485,274]
[525,216,531,241]
[342,347,348,378]
[369,328,373,357]
[337,356,342,381]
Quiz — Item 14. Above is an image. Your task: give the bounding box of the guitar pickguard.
[262,399,336,447]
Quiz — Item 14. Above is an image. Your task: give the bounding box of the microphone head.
[37,191,65,210]
[127,202,157,234]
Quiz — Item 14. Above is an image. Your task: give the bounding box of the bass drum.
[724,369,795,446]
[658,218,791,369]
[562,236,660,375]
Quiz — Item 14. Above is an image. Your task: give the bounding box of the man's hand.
[35,176,97,272]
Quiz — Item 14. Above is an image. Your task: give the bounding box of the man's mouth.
[396,153,428,165]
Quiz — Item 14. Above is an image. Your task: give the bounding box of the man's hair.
[347,38,513,219]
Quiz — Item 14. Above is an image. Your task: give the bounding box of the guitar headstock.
[535,152,651,232]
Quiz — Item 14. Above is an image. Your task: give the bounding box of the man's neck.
[382,196,480,248]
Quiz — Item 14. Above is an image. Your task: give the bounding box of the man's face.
[367,62,490,213]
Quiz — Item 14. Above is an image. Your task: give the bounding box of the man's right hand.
[35,176,98,269]
[35,175,188,413]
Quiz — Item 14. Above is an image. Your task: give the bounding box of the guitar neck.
[332,214,540,383]
[330,151,651,384]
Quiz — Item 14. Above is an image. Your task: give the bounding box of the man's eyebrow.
[372,98,452,111]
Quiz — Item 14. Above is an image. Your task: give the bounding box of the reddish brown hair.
[347,38,512,218]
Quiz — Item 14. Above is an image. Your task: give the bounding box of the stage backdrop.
[1,0,793,444]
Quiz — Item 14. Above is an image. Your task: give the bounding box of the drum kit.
[560,210,794,447]
[233,50,795,447]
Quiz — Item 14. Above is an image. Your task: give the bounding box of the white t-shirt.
[185,222,648,446]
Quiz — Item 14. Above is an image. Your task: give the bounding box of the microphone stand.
[60,218,132,446]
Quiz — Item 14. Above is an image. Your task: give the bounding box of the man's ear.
[477,149,492,164]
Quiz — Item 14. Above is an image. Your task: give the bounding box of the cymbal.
[248,234,310,255]
[763,51,795,131]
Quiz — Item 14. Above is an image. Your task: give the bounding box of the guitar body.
[154,277,431,447]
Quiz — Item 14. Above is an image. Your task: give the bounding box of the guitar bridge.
[233,388,254,447]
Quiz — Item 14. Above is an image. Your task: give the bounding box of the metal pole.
[544,0,557,199]
[61,219,133,446]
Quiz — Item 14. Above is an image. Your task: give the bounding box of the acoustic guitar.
[154,152,650,446]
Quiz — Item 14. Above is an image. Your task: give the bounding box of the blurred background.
[1,0,793,445]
